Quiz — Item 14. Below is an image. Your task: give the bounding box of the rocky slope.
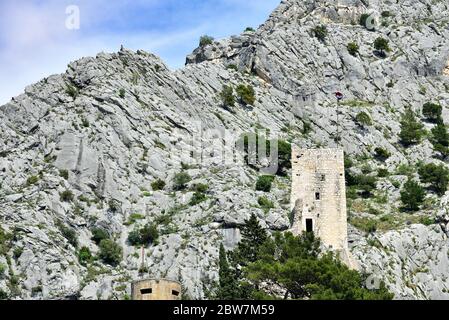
[1,0,449,299]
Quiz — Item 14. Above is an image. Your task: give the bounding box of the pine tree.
[400,179,425,211]
[431,123,449,157]
[245,232,393,300]
[216,244,240,300]
[399,109,425,147]
[233,214,268,266]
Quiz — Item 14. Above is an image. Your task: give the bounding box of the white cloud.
[0,0,280,105]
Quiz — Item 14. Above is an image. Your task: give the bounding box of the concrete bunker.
[132,278,182,300]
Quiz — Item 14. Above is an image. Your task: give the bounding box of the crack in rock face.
[1,0,449,300]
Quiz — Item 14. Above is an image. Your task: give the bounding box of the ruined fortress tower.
[291,148,356,268]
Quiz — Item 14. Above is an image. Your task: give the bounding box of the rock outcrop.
[1,0,449,299]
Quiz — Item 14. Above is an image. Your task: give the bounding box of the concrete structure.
[132,279,182,300]
[444,60,449,76]
[290,148,356,268]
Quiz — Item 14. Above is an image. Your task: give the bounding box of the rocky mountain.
[1,0,449,300]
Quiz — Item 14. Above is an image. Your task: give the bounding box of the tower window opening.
[141,288,152,295]
[172,290,180,297]
[315,192,321,200]
[306,219,313,233]
[321,174,326,181]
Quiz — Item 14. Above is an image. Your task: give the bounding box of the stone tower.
[131,279,182,300]
[291,148,356,268]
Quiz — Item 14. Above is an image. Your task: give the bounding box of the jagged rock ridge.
[1,0,449,299]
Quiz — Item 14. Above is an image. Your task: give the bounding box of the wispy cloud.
[0,0,280,105]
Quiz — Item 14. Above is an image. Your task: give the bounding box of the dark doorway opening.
[315,192,321,200]
[306,219,313,233]
[140,288,152,295]
[172,290,180,297]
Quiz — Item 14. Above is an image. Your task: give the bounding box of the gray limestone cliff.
[1,0,449,300]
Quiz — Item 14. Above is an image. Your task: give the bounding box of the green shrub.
[258,197,274,212]
[0,227,12,255]
[399,109,425,147]
[377,168,389,177]
[374,147,391,160]
[0,263,5,276]
[350,217,378,233]
[236,84,256,105]
[245,27,255,32]
[422,102,442,123]
[174,172,192,191]
[400,179,425,211]
[226,64,238,71]
[57,222,78,248]
[356,112,372,126]
[373,37,390,56]
[60,190,74,202]
[199,35,214,47]
[351,175,378,198]
[91,227,110,245]
[0,290,8,300]
[125,213,145,226]
[108,200,119,212]
[419,216,434,226]
[59,169,69,180]
[220,85,236,109]
[13,247,23,260]
[151,179,166,191]
[119,88,126,98]
[192,183,209,193]
[26,175,39,186]
[312,25,328,41]
[127,223,159,247]
[418,163,449,195]
[256,175,275,192]
[431,123,449,156]
[78,246,93,266]
[347,42,359,56]
[65,84,79,99]
[302,121,312,135]
[98,239,122,266]
[190,192,207,206]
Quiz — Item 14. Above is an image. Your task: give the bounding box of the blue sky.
[0,0,280,105]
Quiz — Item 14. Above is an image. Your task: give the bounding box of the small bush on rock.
[373,37,390,57]
[418,163,449,196]
[256,175,275,192]
[374,147,391,161]
[199,35,214,47]
[91,227,110,245]
[127,223,159,247]
[400,179,425,211]
[151,179,166,191]
[78,246,93,266]
[220,85,236,109]
[312,25,328,41]
[399,109,425,147]
[60,190,74,202]
[174,172,192,191]
[422,102,443,123]
[236,84,256,105]
[356,112,372,126]
[347,42,359,56]
[98,239,122,266]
